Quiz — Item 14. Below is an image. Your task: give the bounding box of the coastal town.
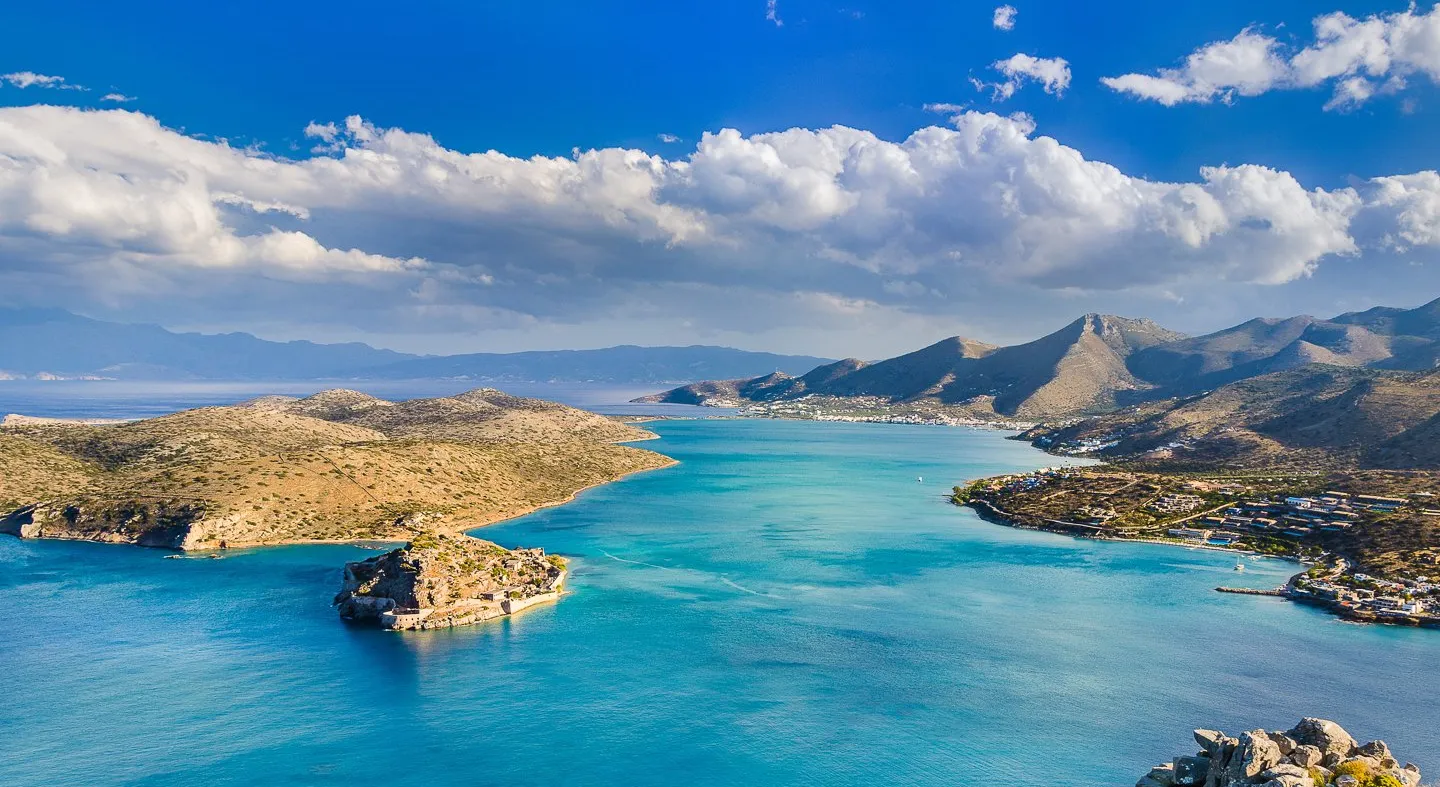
[955,468,1440,627]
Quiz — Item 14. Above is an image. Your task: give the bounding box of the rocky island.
[0,387,676,629]
[335,533,569,630]
[1138,718,1421,787]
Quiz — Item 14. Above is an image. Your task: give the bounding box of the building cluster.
[1190,491,1414,540]
[1292,570,1438,622]
[1149,493,1203,515]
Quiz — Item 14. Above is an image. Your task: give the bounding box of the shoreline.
[962,498,1440,629]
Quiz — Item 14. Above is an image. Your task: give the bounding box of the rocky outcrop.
[1138,719,1421,787]
[334,533,567,631]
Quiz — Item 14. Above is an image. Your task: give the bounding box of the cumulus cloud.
[993,5,1017,31]
[974,54,1072,100]
[2,71,83,90]
[1103,3,1440,109]
[0,105,1437,343]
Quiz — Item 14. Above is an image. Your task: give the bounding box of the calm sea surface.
[2,386,1438,786]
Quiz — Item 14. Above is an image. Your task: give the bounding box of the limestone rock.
[1228,730,1283,781]
[1267,732,1298,756]
[1289,718,1357,761]
[1291,746,1324,769]
[1142,720,1418,787]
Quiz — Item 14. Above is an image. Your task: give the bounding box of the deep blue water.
[3,401,1440,786]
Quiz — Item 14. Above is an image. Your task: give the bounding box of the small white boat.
[917,476,923,482]
[1234,561,1245,572]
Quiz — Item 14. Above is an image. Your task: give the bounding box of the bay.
[1,391,1437,786]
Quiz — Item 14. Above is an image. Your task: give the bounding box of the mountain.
[0,308,415,380]
[0,308,831,383]
[1023,365,1440,471]
[1126,297,1440,392]
[641,314,1185,418]
[641,299,1440,421]
[357,345,834,383]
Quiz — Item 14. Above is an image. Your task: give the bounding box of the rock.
[1174,755,1210,786]
[1267,732,1298,756]
[1143,720,1418,787]
[1289,718,1358,761]
[1259,776,1313,787]
[1139,763,1177,787]
[1195,729,1227,754]
[1227,730,1283,781]
[1358,741,1393,761]
[1291,745,1324,769]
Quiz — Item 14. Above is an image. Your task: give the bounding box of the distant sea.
[0,379,715,420]
[2,386,1438,786]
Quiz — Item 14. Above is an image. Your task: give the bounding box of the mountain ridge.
[0,308,832,384]
[640,299,1440,421]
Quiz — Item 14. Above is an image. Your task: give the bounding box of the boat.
[1233,561,1245,572]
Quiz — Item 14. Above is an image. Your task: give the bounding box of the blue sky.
[2,1,1440,356]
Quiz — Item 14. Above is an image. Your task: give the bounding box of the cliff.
[334,533,567,630]
[1138,718,1422,787]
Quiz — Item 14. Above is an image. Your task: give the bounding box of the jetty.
[1215,586,1287,597]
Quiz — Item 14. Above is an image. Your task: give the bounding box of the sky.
[2,0,1440,358]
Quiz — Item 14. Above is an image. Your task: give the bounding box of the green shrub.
[1367,775,1404,787]
[1333,760,1372,782]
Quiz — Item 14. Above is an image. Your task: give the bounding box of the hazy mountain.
[1126,297,1440,391]
[0,308,831,383]
[642,314,1185,418]
[0,308,415,380]
[358,346,834,383]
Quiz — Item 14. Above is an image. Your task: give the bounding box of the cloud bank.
[1103,3,1440,110]
[0,105,1437,345]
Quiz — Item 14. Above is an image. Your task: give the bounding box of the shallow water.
[3,417,1438,786]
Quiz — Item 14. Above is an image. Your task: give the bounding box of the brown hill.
[1024,366,1440,471]
[1,388,672,549]
[641,314,1183,418]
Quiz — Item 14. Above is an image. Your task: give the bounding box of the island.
[0,387,676,629]
[1137,718,1421,787]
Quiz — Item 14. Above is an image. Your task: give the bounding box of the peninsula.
[0,387,676,628]
[957,362,1440,627]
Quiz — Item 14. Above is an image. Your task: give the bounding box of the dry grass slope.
[1,388,673,549]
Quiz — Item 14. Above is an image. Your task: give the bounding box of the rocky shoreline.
[1139,718,1421,787]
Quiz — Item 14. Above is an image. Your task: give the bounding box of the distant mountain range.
[0,308,832,383]
[640,298,1440,421]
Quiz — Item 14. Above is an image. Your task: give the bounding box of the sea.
[2,382,1438,786]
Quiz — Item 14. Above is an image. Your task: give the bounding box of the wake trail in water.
[601,551,773,598]
[600,550,675,571]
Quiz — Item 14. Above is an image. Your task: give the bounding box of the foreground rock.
[334,533,567,630]
[1138,719,1421,787]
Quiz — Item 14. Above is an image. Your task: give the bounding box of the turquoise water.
[4,418,1439,786]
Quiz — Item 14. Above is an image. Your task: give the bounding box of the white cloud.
[1103,4,1440,110]
[657,133,681,144]
[993,5,1017,31]
[975,54,1071,100]
[766,0,782,27]
[100,93,136,103]
[0,105,1437,340]
[1101,29,1287,105]
[2,71,84,90]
